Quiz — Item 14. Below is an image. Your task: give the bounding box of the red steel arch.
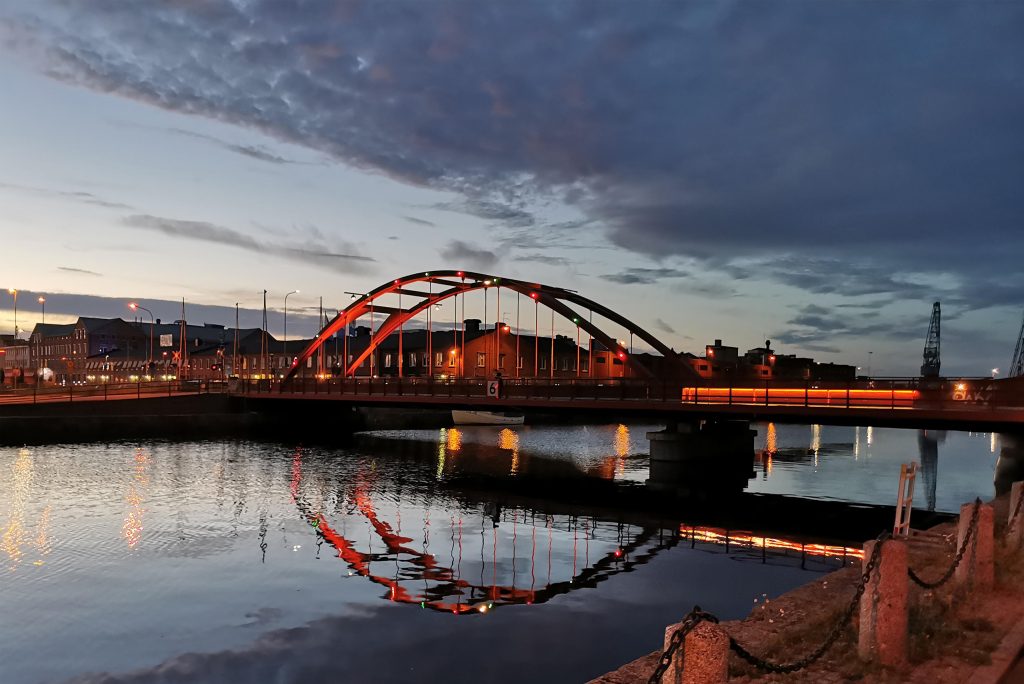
[283,270,701,384]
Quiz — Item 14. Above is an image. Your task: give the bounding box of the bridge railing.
[0,379,226,405]
[234,374,1024,411]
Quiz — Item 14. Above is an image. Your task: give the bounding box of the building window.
[498,354,506,368]
[408,353,416,367]
[561,358,570,371]
[581,359,589,373]
[347,354,354,366]
[385,353,393,368]
[448,353,456,368]
[422,353,429,367]
[517,356,524,369]
[476,352,486,368]
[435,352,444,367]
[539,357,547,370]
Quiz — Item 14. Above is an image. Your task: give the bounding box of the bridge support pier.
[646,420,755,497]
[995,433,1024,496]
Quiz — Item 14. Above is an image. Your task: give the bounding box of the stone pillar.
[662,619,730,684]
[955,501,994,591]
[1008,481,1024,550]
[858,538,908,667]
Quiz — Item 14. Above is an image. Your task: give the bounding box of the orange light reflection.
[679,523,863,562]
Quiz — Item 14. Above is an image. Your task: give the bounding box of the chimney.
[714,339,722,347]
[465,319,481,333]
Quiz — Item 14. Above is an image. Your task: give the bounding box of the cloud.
[403,216,436,227]
[514,254,569,267]
[654,318,675,334]
[604,268,688,285]
[4,1,1023,309]
[772,303,924,353]
[438,240,497,268]
[165,127,301,165]
[0,181,132,210]
[123,214,375,273]
[57,266,102,276]
[434,198,535,228]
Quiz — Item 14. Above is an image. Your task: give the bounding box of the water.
[0,423,1003,683]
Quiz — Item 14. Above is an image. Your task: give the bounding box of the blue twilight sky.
[0,1,1022,376]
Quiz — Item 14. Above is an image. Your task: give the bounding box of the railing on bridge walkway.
[239,376,674,402]
[236,375,1022,411]
[0,379,226,405]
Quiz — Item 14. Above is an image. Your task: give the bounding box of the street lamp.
[128,303,154,367]
[38,296,45,324]
[7,288,17,338]
[283,290,299,360]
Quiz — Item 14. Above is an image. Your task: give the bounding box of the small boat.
[451,410,525,426]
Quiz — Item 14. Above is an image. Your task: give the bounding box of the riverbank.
[591,492,1024,683]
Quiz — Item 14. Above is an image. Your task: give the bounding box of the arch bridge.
[283,269,701,384]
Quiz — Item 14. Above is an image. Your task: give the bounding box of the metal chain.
[908,498,981,589]
[729,532,888,674]
[648,606,720,684]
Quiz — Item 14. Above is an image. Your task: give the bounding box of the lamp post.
[128,303,154,366]
[7,288,17,338]
[283,290,299,363]
[38,296,45,325]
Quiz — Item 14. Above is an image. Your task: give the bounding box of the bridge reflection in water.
[287,438,861,615]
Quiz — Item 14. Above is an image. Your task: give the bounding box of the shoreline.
[590,492,1024,683]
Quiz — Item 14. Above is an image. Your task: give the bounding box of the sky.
[0,0,1022,376]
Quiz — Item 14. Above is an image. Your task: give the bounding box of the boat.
[451,410,525,426]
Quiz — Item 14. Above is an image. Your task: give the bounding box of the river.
[0,422,1004,683]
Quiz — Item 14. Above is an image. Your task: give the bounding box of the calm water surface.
[0,423,1003,683]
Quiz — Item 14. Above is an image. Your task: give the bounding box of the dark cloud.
[57,266,101,276]
[772,303,924,354]
[4,1,1023,309]
[435,198,535,228]
[605,268,688,285]
[124,214,375,273]
[438,240,497,268]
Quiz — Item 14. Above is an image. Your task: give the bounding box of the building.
[288,319,685,381]
[688,337,856,384]
[0,335,31,385]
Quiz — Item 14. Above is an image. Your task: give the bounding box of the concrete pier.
[646,420,755,497]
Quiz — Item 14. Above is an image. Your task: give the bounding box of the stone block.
[955,501,994,592]
[662,619,729,684]
[1008,482,1024,550]
[858,538,908,667]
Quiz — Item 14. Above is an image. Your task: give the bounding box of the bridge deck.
[237,378,1024,431]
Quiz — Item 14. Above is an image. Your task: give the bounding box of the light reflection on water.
[748,423,1001,512]
[0,421,1005,684]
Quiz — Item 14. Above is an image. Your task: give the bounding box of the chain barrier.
[647,606,720,684]
[649,495,1001,680]
[907,498,981,589]
[727,532,887,674]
